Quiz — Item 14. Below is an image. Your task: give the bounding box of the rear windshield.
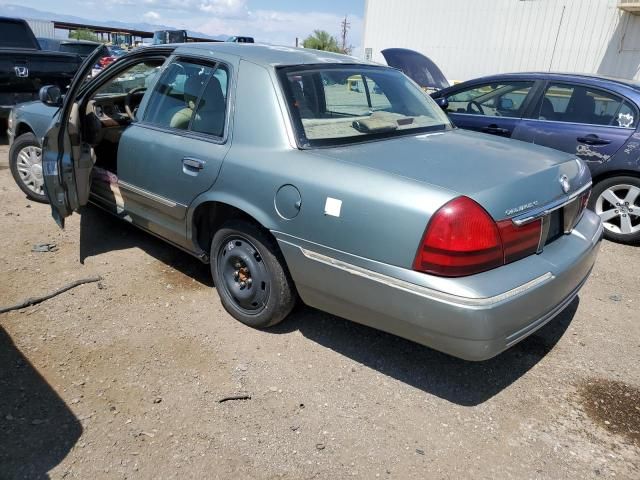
[59,43,99,55]
[0,21,38,49]
[278,65,451,147]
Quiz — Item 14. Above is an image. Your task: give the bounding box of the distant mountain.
[0,3,227,40]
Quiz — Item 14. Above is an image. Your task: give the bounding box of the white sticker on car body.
[324,197,342,217]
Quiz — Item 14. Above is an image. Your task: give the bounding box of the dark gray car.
[18,44,603,360]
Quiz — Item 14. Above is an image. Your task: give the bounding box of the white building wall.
[362,0,640,82]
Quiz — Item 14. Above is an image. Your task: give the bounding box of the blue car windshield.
[279,65,451,147]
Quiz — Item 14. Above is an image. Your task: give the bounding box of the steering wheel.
[124,86,147,119]
[467,100,485,115]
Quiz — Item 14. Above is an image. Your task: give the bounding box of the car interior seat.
[170,74,206,129]
[290,80,315,119]
[564,87,595,123]
[539,97,556,121]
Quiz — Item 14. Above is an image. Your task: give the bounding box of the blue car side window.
[446,82,533,117]
[539,83,634,128]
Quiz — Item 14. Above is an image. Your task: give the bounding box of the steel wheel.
[216,235,271,315]
[594,184,640,236]
[15,145,44,196]
[210,220,296,328]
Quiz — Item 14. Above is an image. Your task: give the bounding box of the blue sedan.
[432,73,640,244]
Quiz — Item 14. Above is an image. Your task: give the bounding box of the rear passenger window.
[191,66,228,137]
[539,83,632,127]
[144,60,215,130]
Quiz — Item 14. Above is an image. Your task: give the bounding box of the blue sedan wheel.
[591,176,640,244]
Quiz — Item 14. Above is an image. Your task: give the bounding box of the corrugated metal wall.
[25,18,55,38]
[362,0,640,81]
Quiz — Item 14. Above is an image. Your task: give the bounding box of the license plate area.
[545,209,563,245]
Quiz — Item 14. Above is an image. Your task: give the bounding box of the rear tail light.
[413,196,542,277]
[496,218,541,264]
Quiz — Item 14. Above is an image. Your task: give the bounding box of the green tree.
[302,30,341,53]
[69,29,98,42]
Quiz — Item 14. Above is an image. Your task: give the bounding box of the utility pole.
[340,15,351,54]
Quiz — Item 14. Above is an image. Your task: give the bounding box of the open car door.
[42,45,108,228]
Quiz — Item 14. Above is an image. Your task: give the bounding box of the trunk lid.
[314,128,591,220]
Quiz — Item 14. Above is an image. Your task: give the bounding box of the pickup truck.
[0,16,83,118]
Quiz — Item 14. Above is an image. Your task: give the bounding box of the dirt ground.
[0,137,639,480]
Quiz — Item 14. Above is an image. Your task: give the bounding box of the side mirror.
[39,85,62,107]
[434,96,449,111]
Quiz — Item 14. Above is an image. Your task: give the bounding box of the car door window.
[539,83,634,127]
[446,81,533,117]
[144,60,215,130]
[191,66,228,137]
[93,61,162,96]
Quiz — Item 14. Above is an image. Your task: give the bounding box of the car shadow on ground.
[0,326,83,479]
[77,204,577,407]
[78,205,212,287]
[272,299,578,406]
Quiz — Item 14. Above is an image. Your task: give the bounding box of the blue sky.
[10,0,364,51]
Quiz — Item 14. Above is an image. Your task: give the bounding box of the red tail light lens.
[497,218,541,264]
[413,196,543,277]
[413,196,503,277]
[578,189,591,215]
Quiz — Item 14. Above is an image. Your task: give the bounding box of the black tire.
[9,132,48,203]
[589,175,640,244]
[210,220,296,328]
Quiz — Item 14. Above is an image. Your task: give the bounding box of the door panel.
[42,45,108,227]
[523,83,635,165]
[116,125,229,245]
[113,60,231,245]
[519,119,633,165]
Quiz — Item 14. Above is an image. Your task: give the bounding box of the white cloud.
[199,0,247,16]
[143,10,161,21]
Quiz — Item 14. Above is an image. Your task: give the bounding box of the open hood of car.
[381,48,449,92]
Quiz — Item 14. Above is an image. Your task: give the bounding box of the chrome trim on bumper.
[299,247,554,308]
[512,181,592,226]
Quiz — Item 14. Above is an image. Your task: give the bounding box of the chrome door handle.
[182,157,205,170]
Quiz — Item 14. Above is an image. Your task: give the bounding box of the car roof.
[171,42,372,67]
[456,72,640,91]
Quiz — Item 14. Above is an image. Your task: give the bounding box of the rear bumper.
[276,210,603,361]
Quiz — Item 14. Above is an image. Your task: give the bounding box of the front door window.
[446,81,534,117]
